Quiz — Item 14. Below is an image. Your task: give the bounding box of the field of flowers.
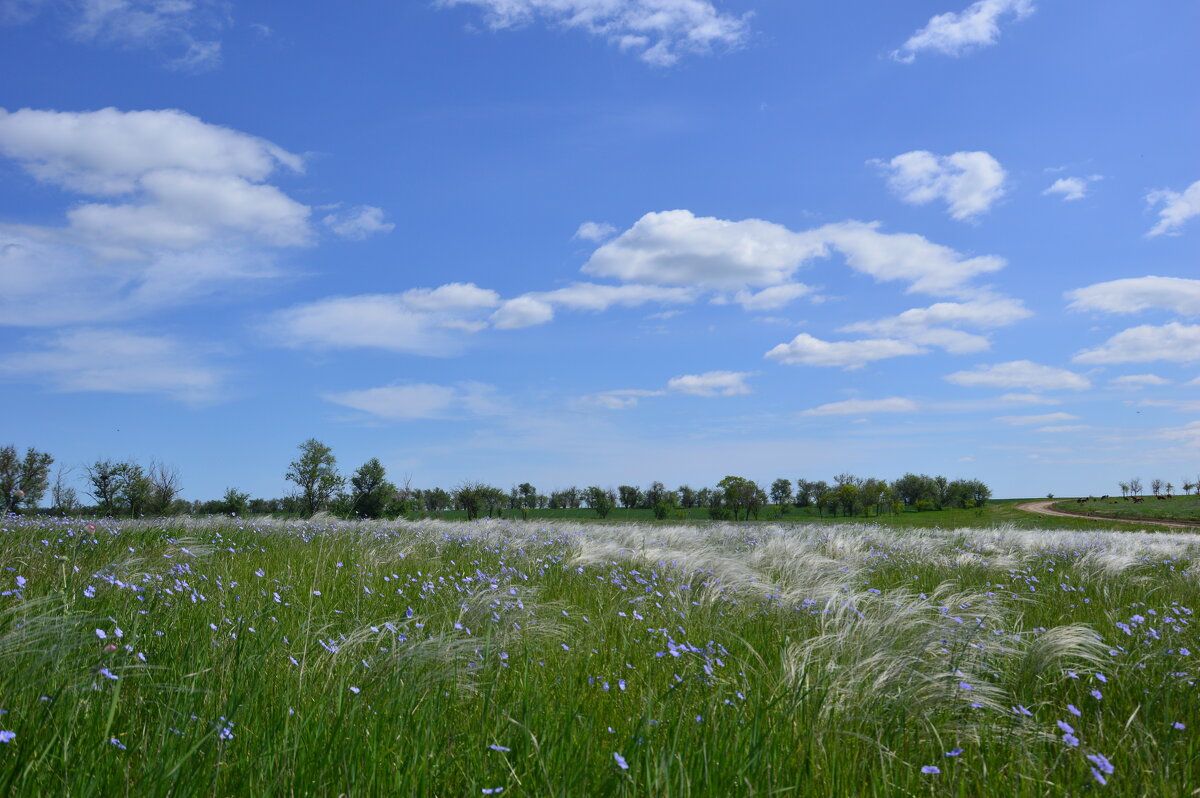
[1,514,1197,796]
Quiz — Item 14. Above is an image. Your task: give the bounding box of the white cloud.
[1146,179,1200,237]
[765,333,925,370]
[994,412,1080,426]
[583,210,826,290]
[892,0,1035,63]
[999,392,1062,405]
[491,282,696,329]
[267,283,501,355]
[811,220,1005,296]
[324,381,502,421]
[0,328,223,403]
[580,369,752,409]
[1109,374,1170,387]
[729,283,813,311]
[1074,323,1200,364]
[0,107,324,323]
[802,397,919,416]
[875,150,1007,221]
[666,370,752,396]
[1138,399,1200,413]
[574,221,617,241]
[4,0,227,70]
[841,297,1030,353]
[1043,175,1101,201]
[323,206,395,240]
[1037,425,1092,433]
[945,360,1092,391]
[585,211,1006,298]
[437,0,750,66]
[0,107,299,195]
[1067,276,1200,316]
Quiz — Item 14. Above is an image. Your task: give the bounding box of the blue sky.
[1,0,1198,501]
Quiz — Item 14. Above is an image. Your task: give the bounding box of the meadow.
[1053,496,1200,526]
[1,513,1197,796]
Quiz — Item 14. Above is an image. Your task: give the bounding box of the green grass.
[1,514,1198,795]
[428,498,1157,532]
[1052,495,1200,525]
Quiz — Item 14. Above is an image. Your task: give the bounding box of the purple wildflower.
[0,731,14,743]
[1087,753,1114,775]
[109,738,126,750]
[945,749,963,757]
[1057,720,1075,734]
[1067,704,1081,717]
[921,765,940,774]
[489,744,511,752]
[1062,733,1080,747]
[1091,689,1103,700]
[614,752,629,770]
[1172,722,1186,730]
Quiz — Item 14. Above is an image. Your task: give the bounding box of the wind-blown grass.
[0,515,1197,795]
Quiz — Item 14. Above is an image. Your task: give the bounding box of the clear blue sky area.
[1,0,1198,500]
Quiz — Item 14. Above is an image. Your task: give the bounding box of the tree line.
[1,438,992,522]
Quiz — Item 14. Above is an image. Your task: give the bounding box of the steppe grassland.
[1,515,1197,796]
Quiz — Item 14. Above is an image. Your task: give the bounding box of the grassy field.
[1053,495,1200,525]
[428,499,1159,532]
[2,514,1198,795]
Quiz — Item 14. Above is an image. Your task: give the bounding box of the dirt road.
[1016,500,1200,530]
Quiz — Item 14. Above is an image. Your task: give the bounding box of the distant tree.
[809,481,831,514]
[481,486,507,516]
[1151,478,1164,497]
[50,465,79,515]
[454,482,487,520]
[1129,477,1143,497]
[221,487,250,516]
[795,479,815,508]
[1166,482,1175,497]
[770,478,793,510]
[696,487,713,508]
[717,476,760,522]
[892,473,933,507]
[517,482,537,509]
[424,487,452,513]
[350,458,393,518]
[584,486,615,518]
[968,479,991,508]
[1118,481,1130,498]
[618,485,641,509]
[834,481,860,517]
[677,485,697,508]
[118,463,153,516]
[1183,481,1196,497]
[85,459,124,516]
[859,477,886,516]
[1,445,53,513]
[285,439,344,517]
[932,475,950,510]
[147,459,182,515]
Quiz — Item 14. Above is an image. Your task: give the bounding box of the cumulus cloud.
[1146,179,1200,237]
[801,397,919,416]
[583,210,826,290]
[875,150,1007,221]
[0,328,223,403]
[944,360,1092,391]
[892,0,1034,63]
[666,370,752,396]
[0,107,384,327]
[841,297,1030,353]
[0,107,323,323]
[574,221,617,241]
[1043,175,1100,201]
[1109,374,1170,387]
[1073,322,1200,364]
[580,370,752,409]
[765,333,925,370]
[437,0,750,66]
[728,283,813,311]
[324,381,502,421]
[267,283,501,355]
[4,0,227,70]
[322,205,395,240]
[1066,276,1200,316]
[993,412,1079,426]
[491,282,696,329]
[586,211,1006,298]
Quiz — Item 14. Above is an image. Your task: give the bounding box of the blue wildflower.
[614,752,629,770]
[921,765,940,774]
[0,731,14,743]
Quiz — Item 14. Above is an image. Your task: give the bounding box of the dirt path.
[1016,500,1200,530]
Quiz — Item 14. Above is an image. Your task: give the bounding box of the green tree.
[221,487,251,516]
[350,458,393,518]
[118,463,153,516]
[285,439,345,517]
[147,460,182,515]
[617,485,641,509]
[1,444,54,513]
[85,459,124,516]
[717,475,760,522]
[770,478,793,511]
[585,486,615,518]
